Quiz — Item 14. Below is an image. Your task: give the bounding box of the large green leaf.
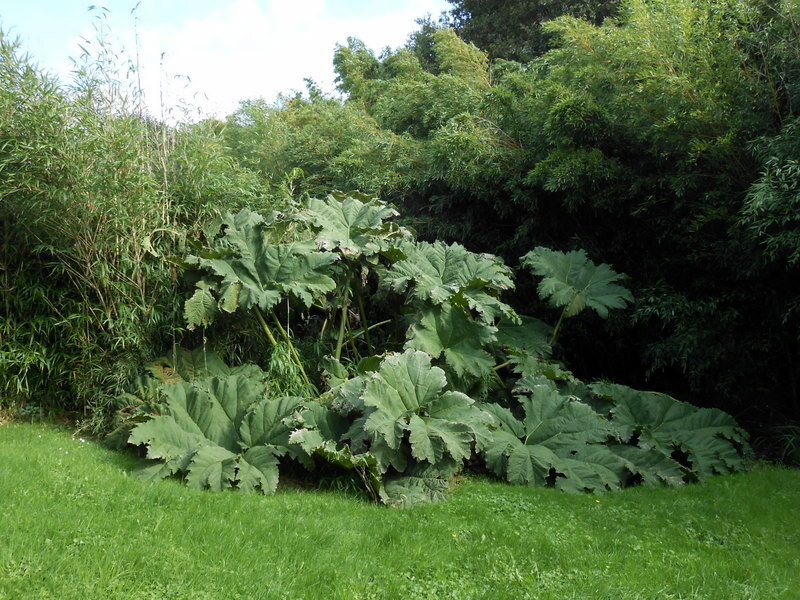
[592,383,749,478]
[484,427,684,493]
[516,382,613,451]
[495,315,552,357]
[362,350,448,421]
[553,445,626,493]
[239,395,304,449]
[186,445,238,492]
[479,403,525,438]
[482,429,522,476]
[479,378,729,492]
[236,446,281,494]
[191,239,337,312]
[185,210,338,323]
[383,241,516,323]
[285,400,353,468]
[382,465,450,508]
[355,350,491,471]
[128,373,306,494]
[521,247,633,318]
[553,444,684,492]
[305,192,411,257]
[509,355,577,382]
[184,286,217,330]
[482,382,613,488]
[507,442,560,486]
[605,444,685,486]
[408,414,473,463]
[292,401,352,445]
[460,288,518,324]
[128,415,206,465]
[157,375,265,453]
[285,400,388,501]
[369,437,409,473]
[427,390,492,425]
[405,304,497,378]
[320,355,350,390]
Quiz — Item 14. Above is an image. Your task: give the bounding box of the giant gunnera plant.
[128,193,751,506]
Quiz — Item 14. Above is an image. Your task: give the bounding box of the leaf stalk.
[334,282,351,361]
[254,306,278,347]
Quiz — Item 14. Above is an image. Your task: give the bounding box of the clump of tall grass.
[0,14,276,431]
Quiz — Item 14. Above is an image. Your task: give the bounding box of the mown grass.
[1,422,798,600]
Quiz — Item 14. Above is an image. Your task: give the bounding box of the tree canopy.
[443,0,621,62]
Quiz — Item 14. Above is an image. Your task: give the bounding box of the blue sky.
[0,0,450,118]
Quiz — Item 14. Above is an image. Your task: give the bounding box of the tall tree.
[444,0,620,62]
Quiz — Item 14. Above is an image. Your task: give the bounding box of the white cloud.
[69,0,451,120]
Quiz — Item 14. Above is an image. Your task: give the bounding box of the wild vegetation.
[119,193,749,504]
[1,0,798,510]
[0,25,274,431]
[221,0,800,441]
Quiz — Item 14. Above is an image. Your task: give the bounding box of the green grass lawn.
[1,422,798,600]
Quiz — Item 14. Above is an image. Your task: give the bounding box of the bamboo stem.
[269,309,312,387]
[350,319,391,339]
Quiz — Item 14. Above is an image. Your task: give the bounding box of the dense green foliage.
[2,423,799,599]
[126,194,750,504]
[443,0,620,62]
[129,369,298,494]
[220,0,800,434]
[482,377,748,493]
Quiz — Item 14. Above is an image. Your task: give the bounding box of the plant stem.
[492,370,506,387]
[344,317,362,362]
[355,286,373,355]
[269,309,312,387]
[350,319,391,339]
[549,306,568,347]
[334,283,351,361]
[253,306,278,347]
[492,360,512,372]
[319,316,328,343]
